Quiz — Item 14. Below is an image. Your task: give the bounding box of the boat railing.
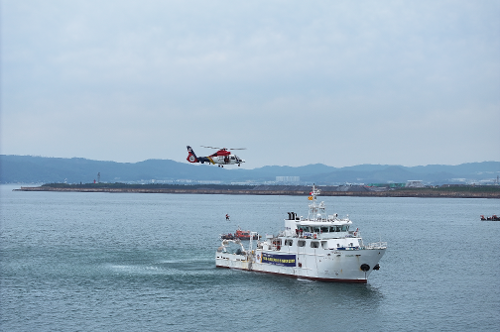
[295,232,320,240]
[347,230,360,238]
[364,241,388,250]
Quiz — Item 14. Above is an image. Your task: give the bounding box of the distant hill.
[1,155,499,185]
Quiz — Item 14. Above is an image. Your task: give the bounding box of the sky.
[1,0,499,169]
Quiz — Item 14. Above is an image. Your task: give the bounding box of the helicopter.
[186,146,245,167]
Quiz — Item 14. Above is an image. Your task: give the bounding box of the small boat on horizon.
[481,215,499,221]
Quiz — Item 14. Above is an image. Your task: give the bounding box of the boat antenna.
[311,183,320,199]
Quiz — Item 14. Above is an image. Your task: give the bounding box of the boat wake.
[105,258,215,276]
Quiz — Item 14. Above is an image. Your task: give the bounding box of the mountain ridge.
[1,155,499,185]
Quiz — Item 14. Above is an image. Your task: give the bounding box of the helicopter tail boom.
[187,146,214,164]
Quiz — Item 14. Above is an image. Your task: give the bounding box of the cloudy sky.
[2,0,499,169]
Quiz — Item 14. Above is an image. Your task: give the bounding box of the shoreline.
[14,186,500,198]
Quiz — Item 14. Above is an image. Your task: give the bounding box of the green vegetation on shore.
[41,182,260,190]
[393,185,500,194]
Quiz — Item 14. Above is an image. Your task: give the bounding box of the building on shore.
[406,180,424,188]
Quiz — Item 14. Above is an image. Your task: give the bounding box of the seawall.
[14,186,500,198]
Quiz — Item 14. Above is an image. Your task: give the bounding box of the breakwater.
[14,186,500,198]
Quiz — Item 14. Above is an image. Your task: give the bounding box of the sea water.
[1,185,499,331]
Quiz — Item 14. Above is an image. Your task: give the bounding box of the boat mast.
[307,184,326,221]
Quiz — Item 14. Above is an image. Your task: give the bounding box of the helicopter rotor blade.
[201,145,246,150]
[201,145,222,150]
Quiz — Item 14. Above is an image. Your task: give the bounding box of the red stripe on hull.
[215,265,368,283]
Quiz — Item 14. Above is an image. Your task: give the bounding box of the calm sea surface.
[1,185,499,331]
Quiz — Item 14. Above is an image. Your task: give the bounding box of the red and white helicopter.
[186,146,245,167]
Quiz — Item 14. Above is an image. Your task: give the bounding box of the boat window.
[329,226,336,232]
[285,239,293,246]
[321,241,328,249]
[321,226,329,233]
[313,227,321,233]
[310,241,319,249]
[298,240,306,247]
[298,225,310,232]
[341,225,348,232]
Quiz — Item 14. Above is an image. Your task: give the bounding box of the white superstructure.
[215,185,387,283]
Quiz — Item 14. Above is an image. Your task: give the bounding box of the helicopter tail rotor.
[186,146,199,163]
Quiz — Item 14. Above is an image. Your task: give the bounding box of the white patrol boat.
[215,185,387,283]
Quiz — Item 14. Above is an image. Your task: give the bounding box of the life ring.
[353,232,357,236]
[313,234,317,239]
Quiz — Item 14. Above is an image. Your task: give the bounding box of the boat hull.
[216,248,385,283]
